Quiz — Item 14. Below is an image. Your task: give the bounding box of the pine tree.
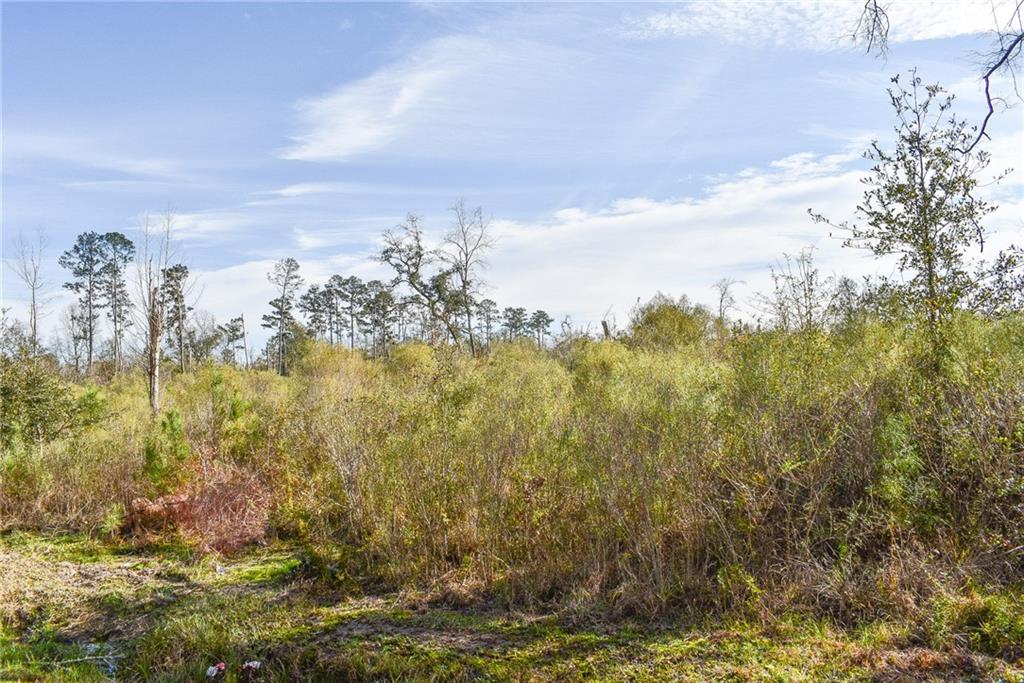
[99,232,135,372]
[501,307,528,340]
[476,299,498,348]
[58,231,106,372]
[262,258,303,374]
[528,310,554,346]
[160,264,191,372]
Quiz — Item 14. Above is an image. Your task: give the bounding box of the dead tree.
[439,201,495,356]
[7,229,51,352]
[134,211,176,415]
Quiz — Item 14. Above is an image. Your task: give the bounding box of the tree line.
[4,200,556,392]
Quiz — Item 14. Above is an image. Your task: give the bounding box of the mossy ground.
[1,533,1021,682]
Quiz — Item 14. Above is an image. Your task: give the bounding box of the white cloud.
[483,135,1024,328]
[166,211,256,241]
[191,128,1023,343]
[279,31,723,164]
[281,41,465,161]
[267,181,383,197]
[625,0,1009,50]
[4,131,185,179]
[262,181,445,199]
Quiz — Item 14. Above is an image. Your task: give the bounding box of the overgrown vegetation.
[2,72,1024,678]
[3,314,1024,642]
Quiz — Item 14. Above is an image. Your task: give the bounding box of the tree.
[628,294,710,349]
[6,230,51,352]
[439,201,495,355]
[218,316,243,365]
[186,310,221,365]
[712,277,740,338]
[362,279,397,357]
[217,315,251,366]
[298,284,333,341]
[394,294,418,343]
[57,305,89,374]
[810,72,1009,357]
[329,275,367,350]
[975,247,1024,315]
[262,258,303,375]
[829,276,864,330]
[501,307,528,340]
[528,309,554,346]
[58,231,106,372]
[476,298,498,348]
[133,212,176,414]
[99,231,135,372]
[160,264,191,372]
[380,215,462,345]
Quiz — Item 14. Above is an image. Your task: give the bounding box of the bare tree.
[854,0,1023,153]
[56,304,88,373]
[851,0,890,56]
[756,248,836,333]
[239,313,251,368]
[439,201,495,355]
[6,229,51,352]
[713,277,740,323]
[133,211,176,415]
[712,277,741,341]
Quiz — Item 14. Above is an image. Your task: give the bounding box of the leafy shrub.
[628,293,711,349]
[143,409,191,494]
[0,354,83,448]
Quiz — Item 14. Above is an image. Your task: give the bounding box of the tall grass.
[2,313,1023,628]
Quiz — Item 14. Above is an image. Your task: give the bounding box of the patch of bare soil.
[1,549,160,625]
[322,618,512,653]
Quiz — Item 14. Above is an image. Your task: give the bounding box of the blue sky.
[3,1,1023,341]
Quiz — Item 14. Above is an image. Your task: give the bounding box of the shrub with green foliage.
[142,409,191,494]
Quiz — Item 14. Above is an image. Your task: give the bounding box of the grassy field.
[2,532,1021,682]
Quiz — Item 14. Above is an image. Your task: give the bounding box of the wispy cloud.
[5,131,186,179]
[161,210,258,242]
[281,40,465,161]
[279,31,722,164]
[265,181,409,198]
[624,0,1005,50]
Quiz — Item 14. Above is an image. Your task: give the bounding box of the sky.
[2,0,1023,344]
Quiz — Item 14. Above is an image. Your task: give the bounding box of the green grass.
[0,624,114,682]
[2,533,1022,682]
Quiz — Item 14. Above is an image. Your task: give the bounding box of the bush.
[0,353,82,449]
[143,410,191,495]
